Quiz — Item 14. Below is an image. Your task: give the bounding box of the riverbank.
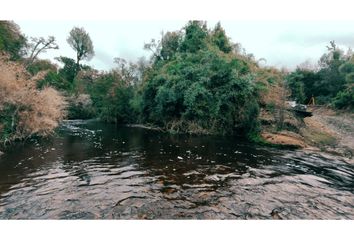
[261,107,354,159]
[125,124,164,132]
[2,107,352,161]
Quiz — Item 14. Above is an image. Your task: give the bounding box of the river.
[0,120,353,219]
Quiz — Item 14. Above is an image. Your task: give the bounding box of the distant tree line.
[286,41,353,110]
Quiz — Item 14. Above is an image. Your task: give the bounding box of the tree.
[0,21,27,60]
[140,21,260,137]
[317,42,347,102]
[160,31,181,60]
[144,31,181,62]
[55,56,78,83]
[286,71,306,103]
[286,41,353,107]
[144,38,161,61]
[136,56,150,81]
[113,57,139,85]
[332,57,354,109]
[67,27,94,73]
[27,36,58,65]
[87,71,137,123]
[179,21,208,53]
[211,22,232,53]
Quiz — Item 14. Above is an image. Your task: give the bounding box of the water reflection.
[0,120,353,219]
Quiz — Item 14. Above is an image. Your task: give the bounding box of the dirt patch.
[301,117,338,148]
[261,131,307,148]
[261,106,353,159]
[305,107,354,158]
[259,108,303,133]
[309,107,354,150]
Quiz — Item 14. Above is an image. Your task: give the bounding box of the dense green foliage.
[87,71,139,123]
[56,56,78,83]
[2,19,353,149]
[26,59,57,75]
[0,104,18,143]
[0,21,27,60]
[37,71,72,92]
[140,21,260,136]
[286,71,306,104]
[35,56,92,92]
[286,42,353,110]
[332,87,354,109]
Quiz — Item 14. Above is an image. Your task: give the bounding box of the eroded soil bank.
[261,107,354,161]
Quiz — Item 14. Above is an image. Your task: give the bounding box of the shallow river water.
[0,120,353,219]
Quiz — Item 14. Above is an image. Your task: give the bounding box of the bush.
[0,54,66,143]
[0,104,18,142]
[27,59,57,75]
[37,71,72,91]
[67,94,95,119]
[332,88,354,110]
[88,71,138,123]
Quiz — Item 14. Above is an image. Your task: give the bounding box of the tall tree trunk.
[76,55,80,77]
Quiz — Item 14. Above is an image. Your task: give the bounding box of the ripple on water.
[0,121,353,219]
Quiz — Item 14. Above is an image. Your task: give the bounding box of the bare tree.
[326,40,336,51]
[113,57,139,85]
[144,31,181,62]
[136,56,150,81]
[144,38,161,61]
[297,59,319,72]
[67,27,94,73]
[27,36,59,65]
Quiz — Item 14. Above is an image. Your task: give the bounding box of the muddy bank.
[306,107,354,159]
[261,107,354,160]
[261,131,307,149]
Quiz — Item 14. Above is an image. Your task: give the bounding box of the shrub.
[332,88,354,110]
[37,71,72,91]
[88,71,138,123]
[0,54,66,143]
[67,94,95,119]
[27,59,57,75]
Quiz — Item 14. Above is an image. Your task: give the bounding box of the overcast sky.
[16,20,354,71]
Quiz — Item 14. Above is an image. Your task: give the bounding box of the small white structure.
[286,101,297,108]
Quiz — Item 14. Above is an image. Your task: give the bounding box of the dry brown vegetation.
[255,67,289,108]
[0,53,66,143]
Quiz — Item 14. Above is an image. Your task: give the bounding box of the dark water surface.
[0,120,353,219]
